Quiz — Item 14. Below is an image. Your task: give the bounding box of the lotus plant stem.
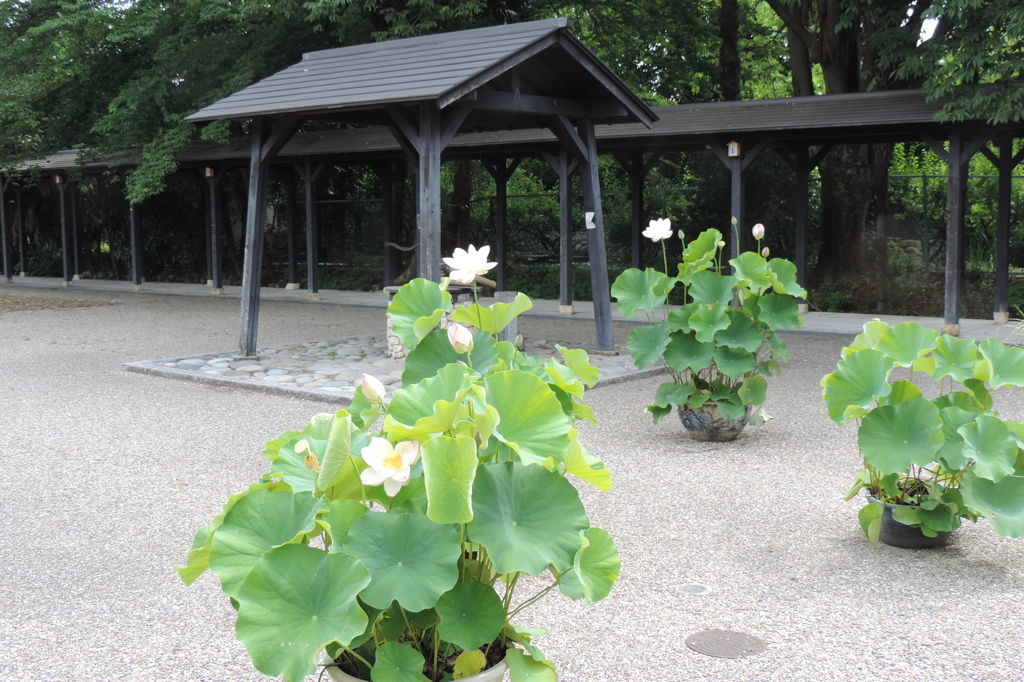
[337,645,373,670]
[509,582,558,618]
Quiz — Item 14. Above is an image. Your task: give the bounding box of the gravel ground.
[1,287,1022,682]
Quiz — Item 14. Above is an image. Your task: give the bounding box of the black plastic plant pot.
[867,496,952,549]
[676,403,755,442]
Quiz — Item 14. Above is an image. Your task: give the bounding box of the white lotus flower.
[360,373,385,404]
[642,218,673,242]
[447,323,474,354]
[443,245,496,284]
[360,437,420,497]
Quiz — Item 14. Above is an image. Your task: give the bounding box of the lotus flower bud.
[447,323,474,354]
[752,223,765,240]
[761,246,770,258]
[514,334,525,351]
[360,373,386,404]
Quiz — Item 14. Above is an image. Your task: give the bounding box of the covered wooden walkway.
[3,20,1023,352]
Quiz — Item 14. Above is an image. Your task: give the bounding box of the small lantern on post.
[727,141,741,158]
[204,166,215,178]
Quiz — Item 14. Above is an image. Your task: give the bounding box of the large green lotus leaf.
[369,641,430,682]
[959,415,1019,482]
[874,322,938,367]
[842,319,890,356]
[234,544,371,682]
[454,651,487,679]
[469,462,589,575]
[737,375,767,406]
[422,436,478,524]
[650,381,695,408]
[261,429,300,462]
[611,267,669,318]
[689,303,730,343]
[343,512,460,612]
[385,363,473,439]
[663,330,715,373]
[402,329,497,386]
[555,344,600,388]
[858,503,883,544]
[936,406,976,470]
[962,470,1024,537]
[962,378,994,411]
[667,303,699,332]
[435,580,506,652]
[177,480,293,585]
[680,228,723,274]
[821,349,895,423]
[766,257,807,297]
[931,334,980,383]
[485,370,573,466]
[626,320,671,369]
[857,398,944,474]
[388,278,452,351]
[716,310,764,352]
[452,293,533,335]
[730,251,772,293]
[756,292,802,330]
[320,499,369,551]
[877,380,922,406]
[317,413,356,496]
[712,345,756,380]
[543,361,584,399]
[687,269,737,305]
[979,338,1024,387]
[562,429,612,491]
[505,648,558,682]
[209,489,324,597]
[572,528,620,605]
[266,413,336,493]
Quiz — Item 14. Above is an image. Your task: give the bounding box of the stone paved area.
[125,333,665,403]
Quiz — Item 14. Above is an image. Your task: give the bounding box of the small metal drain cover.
[680,583,711,595]
[685,630,766,659]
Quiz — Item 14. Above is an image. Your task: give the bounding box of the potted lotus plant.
[821,319,1024,548]
[178,245,617,682]
[611,219,806,441]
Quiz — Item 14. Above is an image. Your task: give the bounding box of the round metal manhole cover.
[685,630,766,659]
[680,583,711,595]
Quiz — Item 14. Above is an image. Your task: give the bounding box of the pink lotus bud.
[447,323,474,354]
[761,246,770,258]
[360,374,386,403]
[752,223,765,240]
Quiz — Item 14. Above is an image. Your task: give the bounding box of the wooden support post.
[981,138,1024,324]
[577,119,613,351]
[70,181,80,279]
[285,171,300,290]
[205,169,225,294]
[202,170,213,285]
[56,175,73,285]
[943,133,965,335]
[240,120,272,356]
[15,185,26,276]
[297,161,325,300]
[379,163,397,287]
[418,102,442,282]
[778,145,830,312]
[615,153,659,269]
[0,177,11,283]
[129,201,143,290]
[482,158,523,291]
[542,150,579,314]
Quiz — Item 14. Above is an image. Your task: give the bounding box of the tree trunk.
[718,0,741,101]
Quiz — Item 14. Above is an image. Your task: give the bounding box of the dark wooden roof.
[186,18,656,130]
[17,90,1024,173]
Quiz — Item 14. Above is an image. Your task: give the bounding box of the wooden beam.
[457,89,628,120]
[543,150,577,312]
[297,160,326,298]
[70,181,80,278]
[993,137,1013,321]
[547,115,588,164]
[15,185,26,276]
[285,171,299,287]
[56,176,73,285]
[418,102,443,282]
[482,157,523,290]
[943,132,965,335]
[378,163,397,287]
[440,106,473,148]
[577,119,614,350]
[205,172,224,292]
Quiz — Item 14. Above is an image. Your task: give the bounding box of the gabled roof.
[186,18,656,129]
